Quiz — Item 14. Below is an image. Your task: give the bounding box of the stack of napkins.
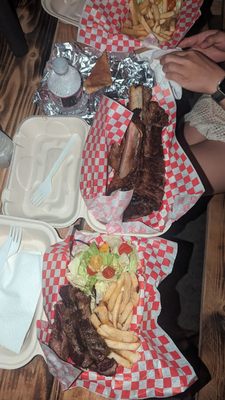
[0,251,42,353]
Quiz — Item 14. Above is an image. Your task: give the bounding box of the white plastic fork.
[31,135,76,207]
[7,226,23,258]
[0,226,22,267]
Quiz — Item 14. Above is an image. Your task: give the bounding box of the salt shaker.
[0,130,13,168]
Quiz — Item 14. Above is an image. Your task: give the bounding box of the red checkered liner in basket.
[79,87,204,235]
[37,231,196,398]
[78,0,203,53]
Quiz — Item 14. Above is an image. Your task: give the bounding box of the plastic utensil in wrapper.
[37,230,197,398]
[78,0,203,53]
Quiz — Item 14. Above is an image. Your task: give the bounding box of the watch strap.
[211,89,225,103]
[211,77,225,103]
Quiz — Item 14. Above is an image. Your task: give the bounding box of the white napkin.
[138,48,182,100]
[0,251,42,353]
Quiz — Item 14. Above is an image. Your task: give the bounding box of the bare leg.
[189,140,225,194]
[184,122,207,145]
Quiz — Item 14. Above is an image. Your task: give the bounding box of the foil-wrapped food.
[34,42,155,125]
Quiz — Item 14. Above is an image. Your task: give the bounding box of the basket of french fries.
[78,0,203,53]
[37,230,197,399]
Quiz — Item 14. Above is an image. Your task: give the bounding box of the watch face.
[219,77,225,94]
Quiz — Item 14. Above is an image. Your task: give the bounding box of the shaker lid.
[52,57,69,75]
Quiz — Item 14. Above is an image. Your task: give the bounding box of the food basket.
[37,229,197,399]
[41,0,203,52]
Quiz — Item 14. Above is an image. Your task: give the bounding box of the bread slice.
[84,51,112,94]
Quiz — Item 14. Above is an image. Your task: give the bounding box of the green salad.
[66,236,139,303]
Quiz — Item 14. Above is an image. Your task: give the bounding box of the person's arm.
[160,50,225,109]
[179,30,225,63]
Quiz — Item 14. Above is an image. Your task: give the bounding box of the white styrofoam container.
[0,215,60,369]
[41,0,85,27]
[2,116,89,228]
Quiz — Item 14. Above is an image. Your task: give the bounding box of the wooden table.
[0,1,224,399]
[0,2,104,399]
[197,194,225,400]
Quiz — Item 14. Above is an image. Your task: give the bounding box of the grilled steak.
[49,285,117,376]
[107,86,168,220]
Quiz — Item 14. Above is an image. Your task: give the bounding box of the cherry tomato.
[118,242,133,255]
[87,265,97,276]
[102,266,115,279]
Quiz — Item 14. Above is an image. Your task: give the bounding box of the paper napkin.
[0,251,42,353]
[138,48,182,99]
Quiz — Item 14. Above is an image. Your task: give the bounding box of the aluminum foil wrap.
[34,42,155,125]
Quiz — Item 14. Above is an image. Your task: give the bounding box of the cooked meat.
[90,357,118,376]
[107,121,143,194]
[49,285,117,376]
[107,86,168,220]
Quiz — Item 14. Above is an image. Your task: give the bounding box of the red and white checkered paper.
[78,0,203,53]
[80,87,205,235]
[37,231,197,398]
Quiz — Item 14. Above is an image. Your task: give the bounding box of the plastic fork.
[31,135,76,207]
[0,226,22,267]
[7,226,23,258]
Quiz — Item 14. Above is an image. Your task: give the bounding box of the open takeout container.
[0,214,59,369]
[41,0,85,27]
[1,115,119,232]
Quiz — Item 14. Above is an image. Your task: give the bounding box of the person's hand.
[160,50,225,94]
[179,30,225,63]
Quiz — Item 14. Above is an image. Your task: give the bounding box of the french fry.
[152,4,160,22]
[105,339,141,351]
[103,281,117,303]
[130,272,139,290]
[140,15,152,33]
[139,0,149,12]
[129,0,140,26]
[100,324,138,343]
[121,312,133,331]
[112,291,123,327]
[90,313,101,329]
[119,301,133,325]
[108,351,133,369]
[131,291,139,307]
[120,273,132,314]
[162,0,168,13]
[121,27,148,38]
[160,10,175,19]
[108,274,125,312]
[116,349,141,364]
[97,326,110,338]
[94,304,110,325]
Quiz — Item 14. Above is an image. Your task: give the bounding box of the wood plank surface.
[0,2,102,399]
[197,194,225,400]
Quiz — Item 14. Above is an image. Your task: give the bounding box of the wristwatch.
[211,77,225,103]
